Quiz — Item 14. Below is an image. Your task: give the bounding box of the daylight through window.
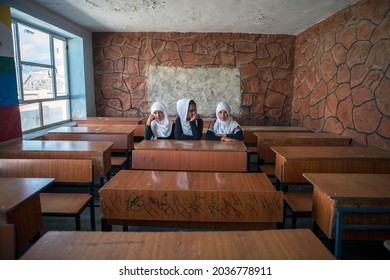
[12,21,70,132]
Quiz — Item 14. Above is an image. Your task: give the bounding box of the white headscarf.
[150,102,173,138]
[176,98,193,136]
[213,102,239,135]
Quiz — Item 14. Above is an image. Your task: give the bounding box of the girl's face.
[218,109,229,121]
[187,104,197,120]
[152,110,164,121]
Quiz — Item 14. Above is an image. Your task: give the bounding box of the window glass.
[42,99,70,126]
[54,37,68,96]
[21,65,54,100]
[13,20,71,132]
[19,103,41,131]
[18,23,50,65]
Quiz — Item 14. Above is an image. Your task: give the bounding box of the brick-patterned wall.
[292,0,390,151]
[93,32,295,125]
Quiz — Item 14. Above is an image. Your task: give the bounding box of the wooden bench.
[0,158,95,231]
[283,192,313,228]
[108,156,128,180]
[259,163,275,177]
[246,146,258,172]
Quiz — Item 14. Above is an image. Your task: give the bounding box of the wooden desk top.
[101,170,275,192]
[242,126,310,132]
[254,131,350,140]
[272,146,390,160]
[48,126,136,134]
[0,140,113,152]
[135,140,247,152]
[0,177,54,216]
[20,229,335,260]
[303,173,390,200]
[74,117,144,124]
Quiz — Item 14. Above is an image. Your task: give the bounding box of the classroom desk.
[20,229,334,260]
[75,117,145,138]
[75,116,144,124]
[255,132,351,163]
[272,146,390,185]
[241,126,310,145]
[100,170,282,230]
[0,140,113,178]
[0,177,54,249]
[303,173,390,259]
[132,140,247,172]
[45,126,135,152]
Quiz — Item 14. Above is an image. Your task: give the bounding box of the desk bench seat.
[284,192,313,228]
[0,158,96,231]
[40,193,92,231]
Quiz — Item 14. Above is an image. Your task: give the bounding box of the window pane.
[19,103,41,131]
[18,23,50,65]
[42,99,70,126]
[22,65,54,100]
[54,38,68,96]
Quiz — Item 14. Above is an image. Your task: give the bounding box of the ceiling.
[33,0,359,35]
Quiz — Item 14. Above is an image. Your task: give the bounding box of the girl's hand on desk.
[221,136,238,142]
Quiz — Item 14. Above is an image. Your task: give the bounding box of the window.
[12,21,70,132]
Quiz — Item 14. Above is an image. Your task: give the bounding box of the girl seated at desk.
[206,101,244,142]
[174,98,203,140]
[144,101,175,140]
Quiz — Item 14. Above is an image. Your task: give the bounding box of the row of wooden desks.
[242,126,310,145]
[132,140,247,172]
[0,140,113,178]
[20,229,335,260]
[75,117,145,138]
[0,177,54,250]
[273,146,390,185]
[303,173,390,259]
[100,170,282,230]
[74,117,215,139]
[44,126,135,153]
[255,131,351,163]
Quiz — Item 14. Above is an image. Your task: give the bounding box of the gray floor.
[18,159,390,260]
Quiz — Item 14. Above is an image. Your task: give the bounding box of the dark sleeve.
[144,125,153,140]
[205,120,221,141]
[174,117,192,140]
[174,117,202,140]
[205,130,221,140]
[226,129,244,141]
[169,123,175,139]
[190,118,203,140]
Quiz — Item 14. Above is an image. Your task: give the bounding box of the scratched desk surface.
[99,170,282,224]
[20,229,335,260]
[134,139,247,151]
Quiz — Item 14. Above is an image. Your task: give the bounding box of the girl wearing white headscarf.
[174,98,203,140]
[144,101,175,140]
[206,102,243,142]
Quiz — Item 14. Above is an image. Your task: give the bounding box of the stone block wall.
[292,0,389,151]
[93,32,295,125]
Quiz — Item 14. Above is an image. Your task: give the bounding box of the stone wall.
[292,0,390,151]
[93,32,295,125]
